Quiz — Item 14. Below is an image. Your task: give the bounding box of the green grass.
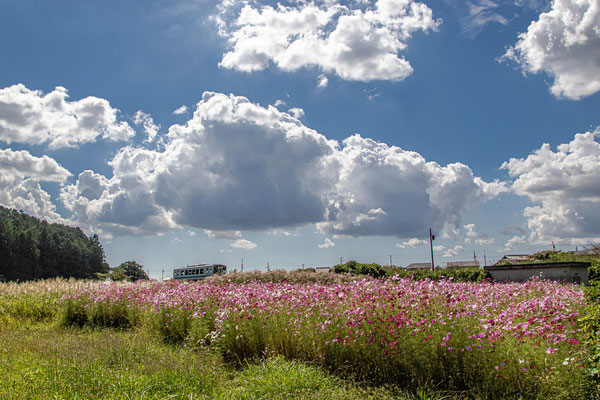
[0,325,451,400]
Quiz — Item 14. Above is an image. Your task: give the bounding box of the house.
[446,261,480,269]
[315,266,331,273]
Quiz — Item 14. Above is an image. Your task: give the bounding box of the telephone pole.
[429,229,435,271]
[241,258,243,272]
[389,255,392,267]
[267,262,270,271]
[161,269,165,281]
[473,250,477,263]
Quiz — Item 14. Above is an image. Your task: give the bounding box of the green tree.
[101,261,149,281]
[0,206,111,281]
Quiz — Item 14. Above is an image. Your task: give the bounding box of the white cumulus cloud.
[503,234,526,250]
[61,91,337,236]
[443,244,464,257]
[287,107,305,119]
[463,223,494,245]
[502,127,600,243]
[318,237,335,248]
[501,0,600,99]
[230,238,258,249]
[317,134,506,238]
[0,84,134,148]
[317,74,329,88]
[60,163,179,238]
[133,110,160,142]
[0,148,71,223]
[217,0,441,82]
[172,105,189,115]
[59,91,502,239]
[396,238,428,248]
[0,148,71,183]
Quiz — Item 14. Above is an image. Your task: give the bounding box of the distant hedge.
[332,260,491,282]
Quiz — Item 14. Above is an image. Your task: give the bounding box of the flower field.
[60,276,593,398]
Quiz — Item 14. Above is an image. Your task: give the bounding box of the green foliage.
[333,261,490,282]
[98,260,149,282]
[153,306,194,344]
[60,297,140,330]
[117,260,149,281]
[388,267,491,282]
[333,261,386,278]
[60,299,88,328]
[0,206,109,282]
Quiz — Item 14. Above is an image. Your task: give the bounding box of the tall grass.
[0,278,112,328]
[0,326,421,400]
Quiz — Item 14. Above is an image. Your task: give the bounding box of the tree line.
[0,206,109,282]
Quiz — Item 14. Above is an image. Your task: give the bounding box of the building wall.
[485,264,589,285]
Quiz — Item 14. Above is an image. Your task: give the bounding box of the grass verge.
[0,325,449,400]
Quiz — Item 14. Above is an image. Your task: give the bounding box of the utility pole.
[484,252,487,267]
[161,269,165,281]
[241,258,243,272]
[389,255,392,267]
[473,250,477,263]
[552,241,556,250]
[429,229,435,271]
[267,262,270,271]
[340,257,343,265]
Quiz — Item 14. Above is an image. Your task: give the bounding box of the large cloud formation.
[216,0,440,81]
[60,91,502,238]
[317,135,505,238]
[0,148,71,222]
[0,84,134,148]
[502,0,600,99]
[61,92,338,236]
[502,127,600,243]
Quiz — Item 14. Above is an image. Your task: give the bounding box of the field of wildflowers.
[59,276,593,398]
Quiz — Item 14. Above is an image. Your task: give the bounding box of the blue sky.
[1,0,599,277]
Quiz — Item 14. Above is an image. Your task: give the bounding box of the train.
[172,264,227,281]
